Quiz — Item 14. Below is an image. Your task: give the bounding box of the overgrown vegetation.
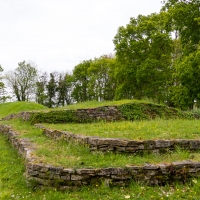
[1,101,200,199]
[44,119,200,140]
[28,100,196,124]
[1,131,200,200]
[0,101,47,119]
[1,1,200,111]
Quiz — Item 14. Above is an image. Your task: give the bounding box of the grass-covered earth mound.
[0,101,47,119]
[1,100,200,199]
[24,100,197,124]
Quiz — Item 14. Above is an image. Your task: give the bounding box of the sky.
[0,0,163,74]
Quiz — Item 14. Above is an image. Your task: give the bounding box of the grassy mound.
[0,101,47,119]
[29,100,195,124]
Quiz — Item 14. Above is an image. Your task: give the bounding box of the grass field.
[44,119,200,140]
[1,101,200,199]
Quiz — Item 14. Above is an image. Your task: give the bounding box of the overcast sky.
[0,0,163,74]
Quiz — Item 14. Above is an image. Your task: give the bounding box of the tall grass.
[0,101,47,119]
[62,99,160,110]
[1,133,200,200]
[44,119,200,140]
[2,120,199,168]
[1,102,200,199]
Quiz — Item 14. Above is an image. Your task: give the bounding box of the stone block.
[155,140,173,148]
[190,140,200,149]
[76,168,98,175]
[71,175,90,181]
[63,168,75,174]
[61,175,71,180]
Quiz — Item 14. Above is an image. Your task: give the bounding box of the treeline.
[1,0,200,110]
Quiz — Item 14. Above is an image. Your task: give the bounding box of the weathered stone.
[190,140,200,149]
[97,138,128,147]
[71,175,90,181]
[111,175,132,180]
[114,146,126,152]
[38,173,48,178]
[97,168,112,176]
[143,164,160,170]
[60,175,70,180]
[76,168,98,175]
[127,140,143,147]
[49,166,63,175]
[63,168,75,174]
[88,137,100,145]
[159,164,170,175]
[155,140,173,148]
[145,140,156,149]
[27,169,39,176]
[125,146,138,151]
[40,166,49,173]
[175,139,189,147]
[172,160,194,168]
[49,174,60,180]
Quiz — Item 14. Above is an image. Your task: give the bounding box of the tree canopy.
[2,1,200,110]
[5,61,38,101]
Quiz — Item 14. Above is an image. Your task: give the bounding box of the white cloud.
[0,0,162,73]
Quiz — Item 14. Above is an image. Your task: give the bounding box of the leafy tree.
[88,55,117,101]
[72,60,91,102]
[163,0,200,53]
[0,65,10,103]
[5,61,38,101]
[170,47,200,109]
[46,73,57,108]
[56,72,73,106]
[162,0,200,109]
[36,72,48,105]
[113,12,173,102]
[0,65,4,94]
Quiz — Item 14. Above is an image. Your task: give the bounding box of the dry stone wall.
[2,106,125,123]
[36,124,200,154]
[1,124,200,190]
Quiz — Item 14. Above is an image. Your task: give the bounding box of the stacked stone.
[76,106,124,122]
[2,124,200,190]
[36,124,200,154]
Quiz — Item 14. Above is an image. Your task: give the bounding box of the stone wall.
[1,124,200,190]
[2,111,33,121]
[2,106,125,123]
[76,106,124,122]
[36,124,200,154]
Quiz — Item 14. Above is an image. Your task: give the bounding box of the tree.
[72,60,91,102]
[163,0,200,53]
[46,72,57,108]
[36,72,48,105]
[170,47,200,109]
[0,65,10,103]
[87,55,117,101]
[5,61,38,101]
[56,72,73,106]
[113,12,173,102]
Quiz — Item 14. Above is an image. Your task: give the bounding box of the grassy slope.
[1,101,200,199]
[44,119,200,140]
[62,99,155,109]
[0,101,47,119]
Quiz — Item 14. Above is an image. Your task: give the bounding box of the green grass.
[0,101,47,119]
[2,120,200,168]
[62,99,161,110]
[2,101,200,199]
[1,131,200,200]
[43,119,200,140]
